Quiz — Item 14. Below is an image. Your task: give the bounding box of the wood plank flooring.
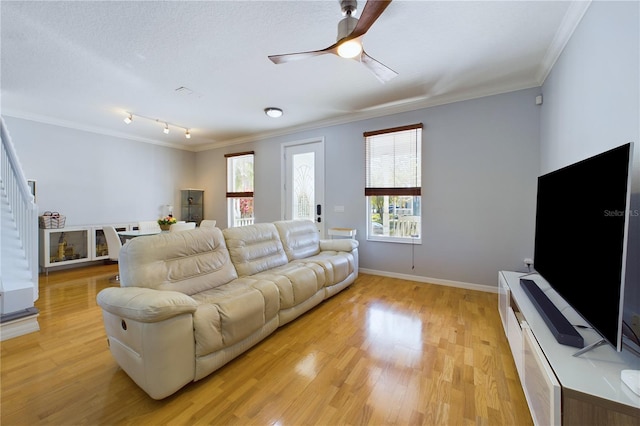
[1,265,532,425]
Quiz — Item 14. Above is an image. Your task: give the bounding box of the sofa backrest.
[118,227,238,295]
[223,223,289,277]
[273,220,321,261]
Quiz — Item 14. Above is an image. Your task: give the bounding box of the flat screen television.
[533,142,633,352]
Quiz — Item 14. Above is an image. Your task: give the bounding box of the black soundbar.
[520,279,584,348]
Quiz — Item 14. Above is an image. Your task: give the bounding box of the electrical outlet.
[631,314,640,339]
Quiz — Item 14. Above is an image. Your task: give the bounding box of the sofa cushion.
[223,223,289,277]
[273,220,321,261]
[250,262,325,310]
[191,278,280,356]
[297,251,354,285]
[119,228,238,296]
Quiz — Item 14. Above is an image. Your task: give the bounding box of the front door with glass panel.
[283,139,325,236]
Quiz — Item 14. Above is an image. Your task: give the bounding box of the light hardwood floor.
[1,265,532,425]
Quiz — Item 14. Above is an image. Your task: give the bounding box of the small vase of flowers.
[158,215,176,231]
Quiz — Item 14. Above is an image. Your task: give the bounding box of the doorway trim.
[280,137,326,236]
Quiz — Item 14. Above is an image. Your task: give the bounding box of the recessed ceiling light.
[264,107,283,118]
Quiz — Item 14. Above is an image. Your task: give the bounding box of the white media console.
[498,271,640,425]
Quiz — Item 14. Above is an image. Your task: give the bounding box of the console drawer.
[498,273,509,329]
[506,306,524,378]
[522,324,561,426]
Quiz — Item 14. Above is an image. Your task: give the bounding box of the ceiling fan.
[268,0,397,83]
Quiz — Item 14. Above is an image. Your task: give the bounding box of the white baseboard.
[358,268,498,294]
[0,313,40,341]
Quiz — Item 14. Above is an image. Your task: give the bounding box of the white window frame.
[365,124,422,244]
[226,151,254,228]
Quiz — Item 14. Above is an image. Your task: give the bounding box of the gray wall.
[5,116,197,226]
[196,88,541,289]
[539,2,639,326]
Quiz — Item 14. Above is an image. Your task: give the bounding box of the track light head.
[163,123,170,134]
[124,113,133,124]
[185,129,191,139]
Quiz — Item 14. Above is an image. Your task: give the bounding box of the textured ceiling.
[1,1,590,151]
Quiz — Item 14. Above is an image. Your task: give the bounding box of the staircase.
[0,117,40,340]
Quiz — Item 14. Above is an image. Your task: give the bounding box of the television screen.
[533,143,632,351]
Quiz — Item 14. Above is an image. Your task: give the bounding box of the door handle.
[316,204,321,215]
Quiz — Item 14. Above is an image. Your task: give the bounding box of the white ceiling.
[1,1,590,152]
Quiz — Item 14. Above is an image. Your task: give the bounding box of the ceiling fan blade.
[269,44,338,64]
[359,50,398,83]
[268,1,394,72]
[347,0,392,40]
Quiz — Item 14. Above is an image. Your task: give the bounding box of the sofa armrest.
[319,239,359,252]
[97,287,198,323]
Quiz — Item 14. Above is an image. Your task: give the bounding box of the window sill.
[366,235,422,245]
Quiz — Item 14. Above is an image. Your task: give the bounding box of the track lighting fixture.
[122,112,192,139]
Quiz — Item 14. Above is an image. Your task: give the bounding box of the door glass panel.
[292,152,315,221]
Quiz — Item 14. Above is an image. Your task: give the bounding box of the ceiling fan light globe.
[337,40,362,59]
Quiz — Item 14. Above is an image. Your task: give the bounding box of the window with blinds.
[364,124,422,242]
[226,151,255,228]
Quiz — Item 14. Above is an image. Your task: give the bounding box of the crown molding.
[192,82,542,152]
[535,0,591,85]
[2,110,201,152]
[6,81,542,154]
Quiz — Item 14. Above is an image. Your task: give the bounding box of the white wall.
[197,88,541,288]
[4,117,197,226]
[540,2,639,325]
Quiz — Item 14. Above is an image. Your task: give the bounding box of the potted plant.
[158,216,177,231]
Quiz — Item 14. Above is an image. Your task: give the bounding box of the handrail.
[1,117,34,204]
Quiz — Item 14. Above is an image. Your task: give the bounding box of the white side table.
[328,227,357,239]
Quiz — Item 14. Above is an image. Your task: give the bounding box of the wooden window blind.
[364,124,422,196]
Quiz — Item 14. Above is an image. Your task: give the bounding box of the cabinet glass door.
[94,229,109,259]
[47,229,89,264]
[181,190,204,225]
[93,226,128,259]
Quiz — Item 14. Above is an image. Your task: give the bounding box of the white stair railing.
[234,217,255,227]
[1,117,39,302]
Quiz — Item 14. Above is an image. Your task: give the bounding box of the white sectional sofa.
[96,220,358,399]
